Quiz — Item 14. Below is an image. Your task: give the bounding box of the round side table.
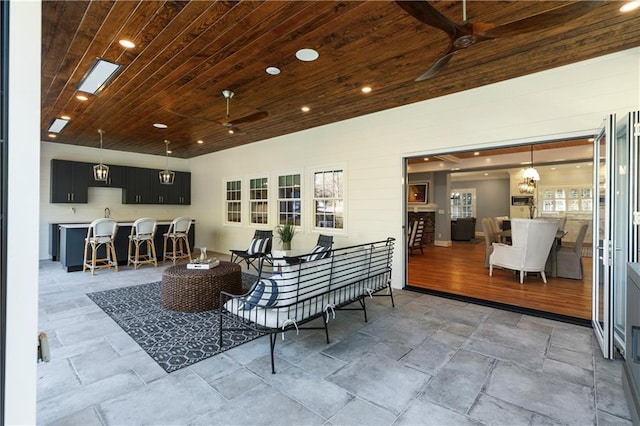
[161,261,242,312]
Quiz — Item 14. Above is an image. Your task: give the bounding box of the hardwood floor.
[407,240,592,321]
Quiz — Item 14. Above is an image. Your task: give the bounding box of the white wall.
[188,47,640,291]
[6,1,41,423]
[39,142,191,259]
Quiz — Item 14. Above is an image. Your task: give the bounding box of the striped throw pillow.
[247,238,268,255]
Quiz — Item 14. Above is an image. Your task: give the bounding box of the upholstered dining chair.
[489,218,559,283]
[230,229,273,272]
[556,222,589,279]
[163,217,192,264]
[83,218,119,275]
[481,218,495,268]
[127,217,158,269]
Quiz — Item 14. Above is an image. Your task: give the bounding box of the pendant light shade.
[93,129,109,181]
[518,145,539,194]
[159,140,175,185]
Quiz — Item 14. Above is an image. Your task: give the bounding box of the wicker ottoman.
[161,261,242,312]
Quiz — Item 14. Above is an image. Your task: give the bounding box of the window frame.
[450,188,476,219]
[224,179,243,224]
[248,176,269,226]
[310,167,346,233]
[277,172,302,227]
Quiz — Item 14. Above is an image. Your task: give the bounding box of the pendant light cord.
[98,129,105,164]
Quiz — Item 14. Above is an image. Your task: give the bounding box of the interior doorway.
[405,138,594,323]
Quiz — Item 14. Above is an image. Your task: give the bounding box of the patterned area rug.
[87,273,262,373]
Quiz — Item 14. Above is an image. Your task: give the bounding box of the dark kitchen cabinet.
[122,167,155,204]
[155,171,191,204]
[50,159,90,203]
[87,164,125,188]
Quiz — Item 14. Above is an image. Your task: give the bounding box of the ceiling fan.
[168,90,268,134]
[396,0,604,81]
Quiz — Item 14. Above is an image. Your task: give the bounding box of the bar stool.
[163,217,192,264]
[127,217,158,269]
[83,218,119,275]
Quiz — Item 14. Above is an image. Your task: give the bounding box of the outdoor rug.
[87,273,263,373]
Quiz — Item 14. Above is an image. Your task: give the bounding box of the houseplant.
[275,222,297,250]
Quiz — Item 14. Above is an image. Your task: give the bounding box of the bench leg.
[387,282,396,308]
[359,296,368,323]
[322,312,330,344]
[269,333,277,374]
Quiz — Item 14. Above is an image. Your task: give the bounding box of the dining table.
[494,229,568,278]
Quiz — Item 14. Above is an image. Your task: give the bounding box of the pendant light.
[518,145,540,194]
[159,140,175,185]
[93,129,109,182]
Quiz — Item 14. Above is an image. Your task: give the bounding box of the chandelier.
[518,145,540,194]
[159,140,175,185]
[93,129,109,181]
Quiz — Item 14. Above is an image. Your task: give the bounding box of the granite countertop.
[58,219,194,228]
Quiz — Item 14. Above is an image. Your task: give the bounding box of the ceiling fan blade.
[415,49,457,81]
[167,109,217,123]
[219,110,269,126]
[481,1,605,38]
[395,1,458,37]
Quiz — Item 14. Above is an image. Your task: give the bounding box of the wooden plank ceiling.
[41,1,640,159]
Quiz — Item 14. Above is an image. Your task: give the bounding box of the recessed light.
[76,94,88,101]
[484,173,488,176]
[361,86,372,93]
[620,1,640,12]
[228,129,234,134]
[60,115,71,120]
[266,66,281,75]
[48,134,57,138]
[551,167,556,170]
[167,150,172,154]
[301,106,310,112]
[153,123,168,129]
[576,165,581,168]
[474,152,480,156]
[119,39,135,49]
[423,158,429,161]
[295,48,319,62]
[197,140,204,144]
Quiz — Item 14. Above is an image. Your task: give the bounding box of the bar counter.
[54,219,195,272]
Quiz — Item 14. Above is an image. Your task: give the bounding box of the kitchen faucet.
[104,207,110,218]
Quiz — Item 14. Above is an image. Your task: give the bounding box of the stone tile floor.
[37,256,632,425]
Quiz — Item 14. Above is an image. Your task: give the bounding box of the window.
[313,169,344,229]
[278,174,301,226]
[541,186,592,213]
[249,177,268,224]
[225,180,241,223]
[450,188,476,219]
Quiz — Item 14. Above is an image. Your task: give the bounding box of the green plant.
[276,221,297,243]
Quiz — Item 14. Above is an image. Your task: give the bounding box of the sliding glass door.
[593,111,640,359]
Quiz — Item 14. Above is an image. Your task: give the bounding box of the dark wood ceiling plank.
[40,1,640,158]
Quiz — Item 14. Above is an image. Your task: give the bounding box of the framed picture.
[408,182,429,204]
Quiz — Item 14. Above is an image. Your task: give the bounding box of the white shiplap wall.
[188,47,640,290]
